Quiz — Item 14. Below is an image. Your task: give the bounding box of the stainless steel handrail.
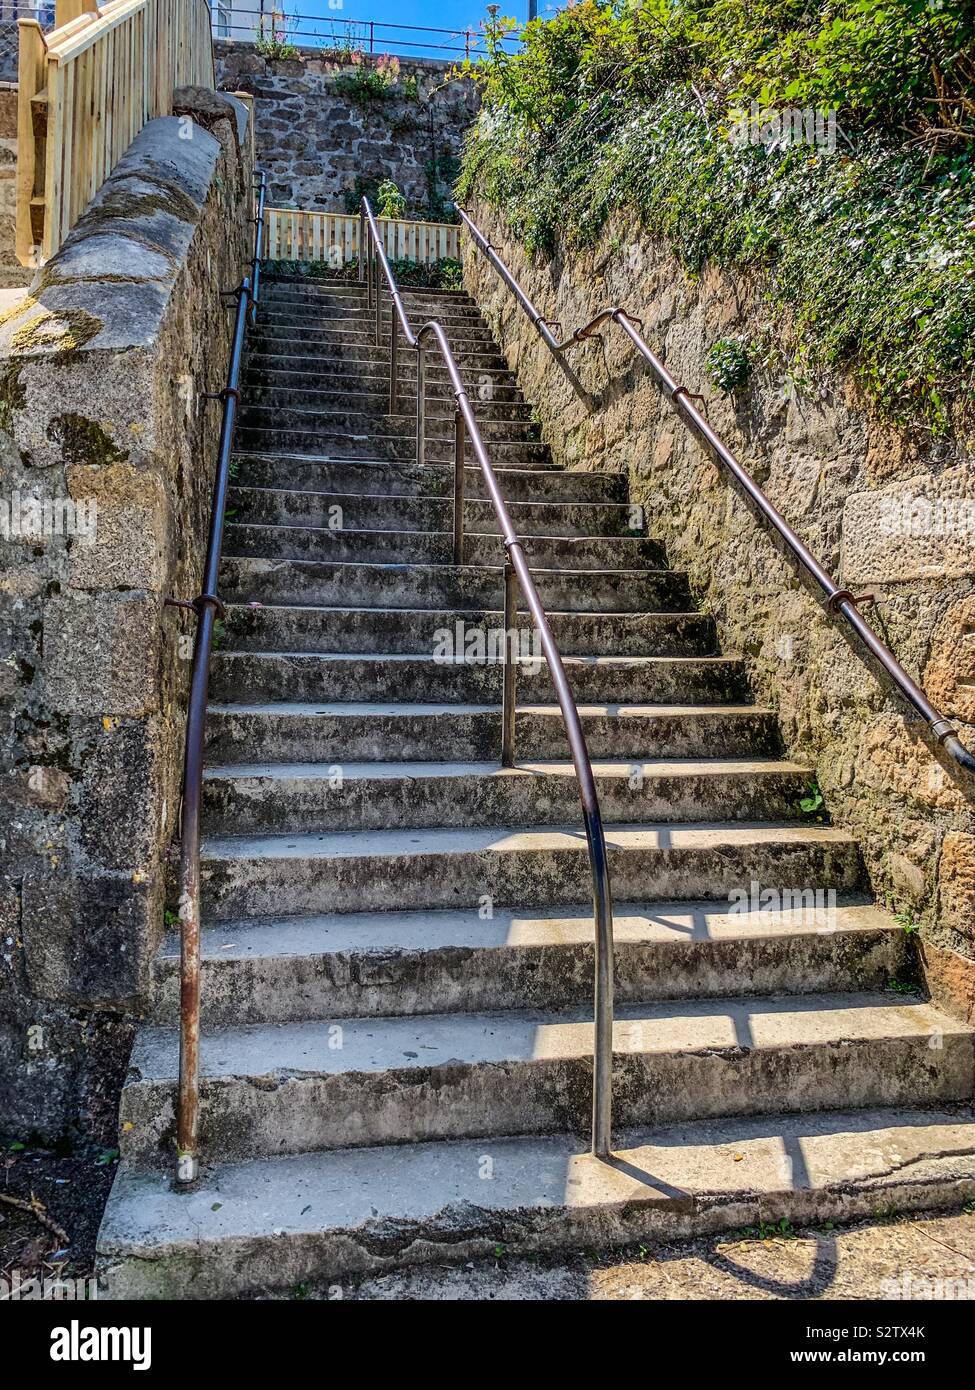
[359,196,617,1157]
[458,206,975,780]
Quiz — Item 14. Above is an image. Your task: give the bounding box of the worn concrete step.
[204,702,781,764]
[245,348,520,387]
[240,387,533,422]
[243,363,526,402]
[256,321,499,351]
[196,821,866,920]
[209,651,749,706]
[221,604,714,659]
[96,1107,975,1299]
[227,487,641,540]
[218,558,687,613]
[250,331,509,372]
[263,281,479,304]
[200,759,813,836]
[261,292,484,316]
[262,280,474,306]
[231,454,625,504]
[238,407,540,447]
[117,994,972,1166]
[259,296,486,323]
[151,899,903,1026]
[258,280,475,308]
[222,523,666,570]
[234,427,550,466]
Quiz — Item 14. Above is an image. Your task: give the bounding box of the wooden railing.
[16,0,214,266]
[264,206,461,268]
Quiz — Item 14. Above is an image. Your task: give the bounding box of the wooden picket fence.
[16,0,214,265]
[264,207,461,268]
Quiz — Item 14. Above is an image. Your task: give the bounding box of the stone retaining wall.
[464,201,975,1015]
[215,41,478,220]
[0,88,254,1141]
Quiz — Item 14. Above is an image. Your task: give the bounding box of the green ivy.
[458,1,975,434]
[706,336,753,392]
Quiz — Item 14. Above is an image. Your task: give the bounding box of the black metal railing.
[214,12,521,61]
[169,170,267,1185]
[359,195,617,1157]
[458,206,975,781]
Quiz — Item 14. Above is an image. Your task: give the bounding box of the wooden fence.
[264,207,462,268]
[16,0,214,265]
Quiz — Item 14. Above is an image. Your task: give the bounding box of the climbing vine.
[458,0,975,434]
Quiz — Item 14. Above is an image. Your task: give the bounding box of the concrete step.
[96,1107,975,1299]
[221,604,716,658]
[243,362,525,403]
[226,487,641,539]
[259,293,485,318]
[238,406,540,447]
[250,331,510,372]
[240,387,533,422]
[255,321,499,351]
[204,702,781,764]
[200,758,813,836]
[231,454,625,503]
[117,993,973,1166]
[218,557,688,613]
[245,349,520,389]
[222,523,667,570]
[195,820,866,920]
[262,282,480,305]
[262,280,475,306]
[233,426,550,465]
[208,651,749,705]
[150,899,904,1026]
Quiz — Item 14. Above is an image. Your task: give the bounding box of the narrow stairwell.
[97,274,975,1298]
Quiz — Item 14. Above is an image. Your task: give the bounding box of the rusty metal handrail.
[359,195,617,1158]
[170,170,267,1186]
[458,206,975,780]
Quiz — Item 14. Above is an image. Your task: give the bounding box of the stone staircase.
[97,274,975,1298]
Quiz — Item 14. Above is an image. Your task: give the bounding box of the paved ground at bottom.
[330,1208,975,1301]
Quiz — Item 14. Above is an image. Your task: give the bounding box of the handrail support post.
[452,407,466,564]
[416,342,426,467]
[501,559,517,767]
[389,305,399,414]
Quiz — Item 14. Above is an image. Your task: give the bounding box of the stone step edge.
[95,1106,975,1298]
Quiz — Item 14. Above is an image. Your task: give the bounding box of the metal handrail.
[169,170,267,1186]
[458,207,975,780]
[359,195,617,1158]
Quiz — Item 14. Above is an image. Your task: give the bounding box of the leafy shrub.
[706,336,752,392]
[459,1,975,434]
[377,180,407,219]
[333,52,401,102]
[254,8,299,60]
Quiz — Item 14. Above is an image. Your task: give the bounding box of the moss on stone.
[0,295,37,330]
[46,414,129,468]
[10,308,103,356]
[84,177,200,232]
[0,362,26,433]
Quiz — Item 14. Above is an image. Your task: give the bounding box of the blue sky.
[281,2,560,58]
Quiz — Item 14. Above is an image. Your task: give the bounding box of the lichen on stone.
[85,177,200,232]
[0,363,26,433]
[46,413,129,468]
[10,308,103,356]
